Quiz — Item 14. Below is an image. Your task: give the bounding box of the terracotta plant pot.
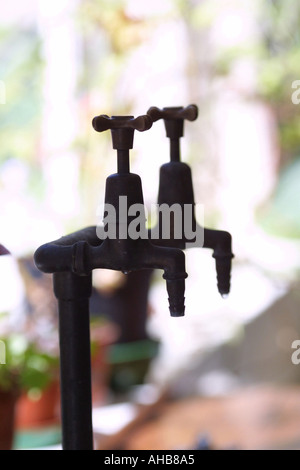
[15,381,60,430]
[0,389,19,450]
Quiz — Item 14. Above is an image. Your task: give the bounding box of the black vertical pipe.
[53,271,93,450]
[117,149,130,173]
[170,139,180,162]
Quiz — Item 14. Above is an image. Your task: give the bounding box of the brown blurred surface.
[111,386,300,450]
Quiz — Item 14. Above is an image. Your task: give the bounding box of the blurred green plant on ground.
[0,329,58,395]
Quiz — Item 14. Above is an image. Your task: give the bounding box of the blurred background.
[0,0,300,450]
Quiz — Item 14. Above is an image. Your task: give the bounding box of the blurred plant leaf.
[258,157,300,238]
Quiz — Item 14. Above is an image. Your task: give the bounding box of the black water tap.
[147,105,234,297]
[91,114,188,317]
[33,113,189,451]
[35,114,188,317]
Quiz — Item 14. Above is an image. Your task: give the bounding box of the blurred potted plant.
[0,323,60,449]
[13,334,60,431]
[0,250,60,448]
[12,258,60,432]
[0,245,23,449]
[0,331,20,450]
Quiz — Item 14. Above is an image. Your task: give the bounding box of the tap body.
[147,105,234,296]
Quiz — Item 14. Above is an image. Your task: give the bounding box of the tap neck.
[117,149,130,173]
[110,122,134,174]
[170,139,181,162]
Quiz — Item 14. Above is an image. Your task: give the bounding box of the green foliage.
[0,333,58,393]
[0,27,43,165]
[252,1,300,238]
[257,1,300,155]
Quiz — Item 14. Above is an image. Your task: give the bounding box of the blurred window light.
[125,0,174,19]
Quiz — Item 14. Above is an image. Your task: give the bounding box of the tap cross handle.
[92,114,153,172]
[147,105,198,124]
[148,105,198,161]
[147,105,198,141]
[92,114,152,133]
[92,114,152,150]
